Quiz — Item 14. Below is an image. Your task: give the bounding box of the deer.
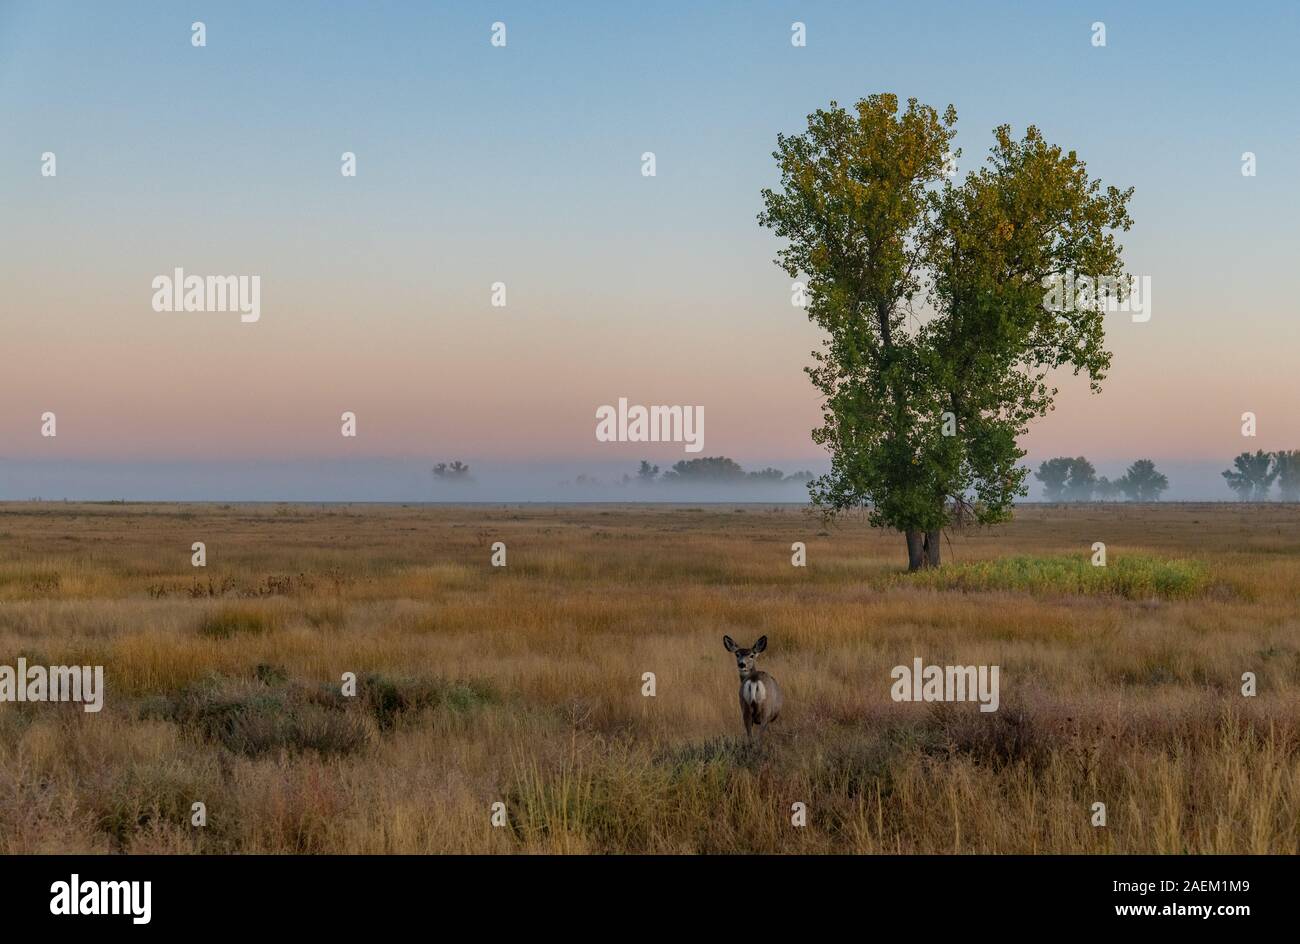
[723,635,782,745]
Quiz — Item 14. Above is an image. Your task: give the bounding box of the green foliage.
[661,456,746,482]
[1036,456,1097,501]
[648,458,813,486]
[1222,450,1278,501]
[758,94,1133,540]
[1117,459,1169,501]
[1064,457,1098,501]
[1273,450,1300,502]
[907,554,1210,600]
[1035,458,1072,501]
[1094,476,1121,501]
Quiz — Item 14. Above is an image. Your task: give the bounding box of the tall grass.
[906,554,1213,600]
[0,501,1297,853]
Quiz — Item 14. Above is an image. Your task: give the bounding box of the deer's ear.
[753,635,767,653]
[723,635,736,652]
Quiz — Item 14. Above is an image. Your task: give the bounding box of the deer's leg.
[744,712,753,742]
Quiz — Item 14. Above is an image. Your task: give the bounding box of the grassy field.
[0,500,1297,854]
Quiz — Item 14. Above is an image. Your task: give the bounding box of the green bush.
[165,681,369,757]
[907,554,1211,600]
[353,674,498,730]
[196,606,281,639]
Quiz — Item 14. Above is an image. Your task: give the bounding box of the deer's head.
[723,635,767,676]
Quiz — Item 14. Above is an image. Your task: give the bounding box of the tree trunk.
[924,529,941,568]
[906,529,942,571]
[905,530,926,572]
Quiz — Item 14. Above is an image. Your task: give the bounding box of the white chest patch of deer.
[742,679,766,704]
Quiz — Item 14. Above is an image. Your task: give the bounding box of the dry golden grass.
[0,500,1297,853]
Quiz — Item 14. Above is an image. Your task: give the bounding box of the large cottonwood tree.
[759,95,1133,569]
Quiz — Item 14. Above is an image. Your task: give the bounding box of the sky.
[1,1,1298,500]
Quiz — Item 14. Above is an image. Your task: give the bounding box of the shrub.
[155,671,499,757]
[350,674,498,730]
[196,606,281,639]
[906,554,1211,600]
[162,679,369,757]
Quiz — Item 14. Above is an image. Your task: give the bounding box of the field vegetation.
[0,501,1296,853]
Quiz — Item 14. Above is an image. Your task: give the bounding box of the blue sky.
[1,1,1297,499]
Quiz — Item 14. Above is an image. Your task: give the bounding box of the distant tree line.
[633,457,813,485]
[1034,457,1169,502]
[437,452,1300,502]
[431,460,473,483]
[1222,450,1300,501]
